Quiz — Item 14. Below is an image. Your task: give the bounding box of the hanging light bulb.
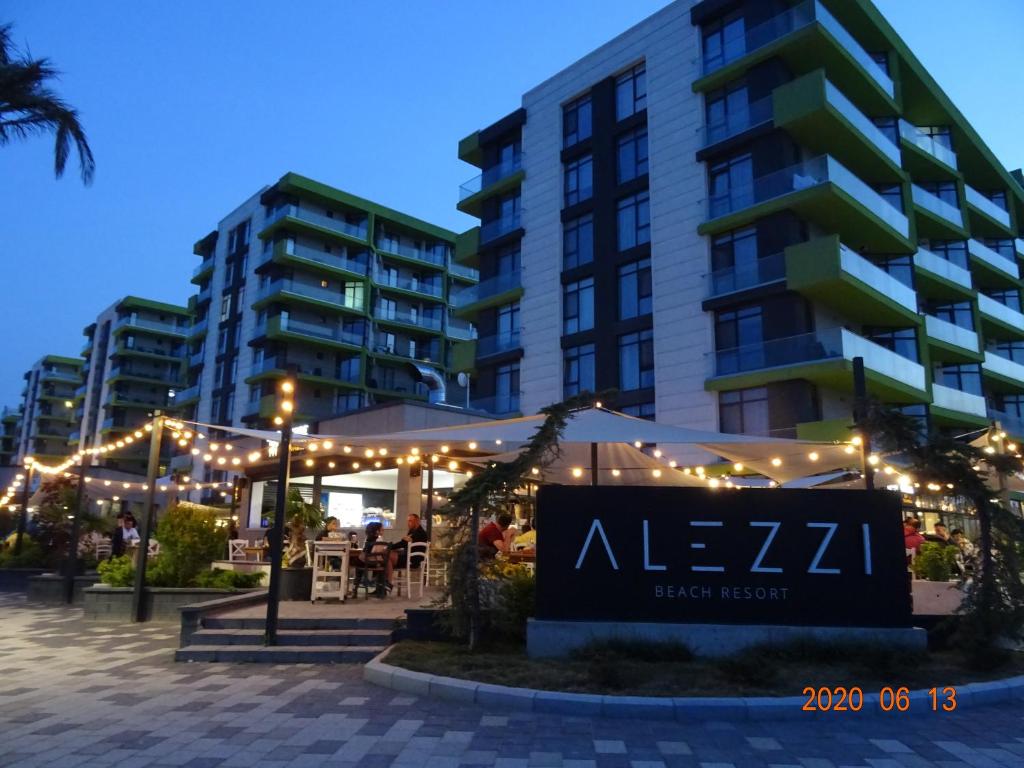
[571,467,583,478]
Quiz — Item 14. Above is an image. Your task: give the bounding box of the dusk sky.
[3,0,1023,407]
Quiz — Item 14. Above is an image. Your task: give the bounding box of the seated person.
[349,522,385,595]
[122,515,141,548]
[478,513,513,559]
[513,519,536,552]
[315,516,343,569]
[385,513,430,590]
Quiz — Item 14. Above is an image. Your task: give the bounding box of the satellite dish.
[457,372,469,388]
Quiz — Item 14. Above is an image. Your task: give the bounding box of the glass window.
[919,125,953,151]
[983,238,1015,261]
[210,396,221,421]
[705,81,751,144]
[715,305,764,374]
[928,240,968,270]
[219,294,232,321]
[564,155,593,207]
[710,226,771,293]
[719,387,769,436]
[337,391,363,413]
[926,300,974,330]
[563,95,592,147]
[920,180,958,207]
[564,343,596,398]
[709,153,754,217]
[622,401,655,420]
[875,255,914,289]
[988,288,1021,312]
[934,363,982,396]
[618,258,653,319]
[618,329,654,391]
[497,302,520,342]
[615,64,647,120]
[871,117,899,145]
[495,363,520,413]
[986,190,1009,212]
[865,327,919,362]
[497,245,520,275]
[993,340,1024,364]
[870,51,890,75]
[249,385,261,404]
[617,128,649,183]
[873,183,904,212]
[702,12,745,73]
[217,328,228,354]
[617,191,651,251]
[563,214,594,270]
[224,392,234,421]
[563,278,594,334]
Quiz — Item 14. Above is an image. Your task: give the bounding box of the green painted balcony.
[480,212,522,246]
[263,315,365,352]
[39,370,81,384]
[457,154,525,217]
[982,351,1024,393]
[264,239,370,279]
[700,154,911,252]
[977,293,1024,341]
[694,0,896,112]
[913,246,973,300]
[451,270,523,316]
[196,285,212,305]
[967,238,1020,288]
[173,383,201,406]
[706,326,926,402]
[260,204,369,246]
[930,383,987,422]
[252,278,366,315]
[112,342,187,362]
[372,266,444,300]
[372,303,443,333]
[113,315,189,338]
[374,235,449,270]
[923,315,980,363]
[107,365,185,388]
[448,262,480,283]
[454,227,480,268]
[911,184,966,239]
[784,236,919,325]
[187,318,208,340]
[771,71,902,180]
[965,184,1014,235]
[446,316,477,342]
[191,256,215,284]
[898,121,958,176]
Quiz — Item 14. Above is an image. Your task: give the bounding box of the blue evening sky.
[2,0,1022,407]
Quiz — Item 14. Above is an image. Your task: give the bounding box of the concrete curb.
[363,648,1024,720]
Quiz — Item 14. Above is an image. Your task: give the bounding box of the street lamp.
[13,456,35,555]
[265,374,297,646]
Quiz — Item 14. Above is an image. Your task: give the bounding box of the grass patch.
[384,637,1024,697]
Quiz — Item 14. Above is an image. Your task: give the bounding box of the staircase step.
[174,644,386,664]
[189,629,393,647]
[202,616,397,631]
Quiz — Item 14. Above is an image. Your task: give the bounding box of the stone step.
[174,644,386,664]
[189,628,393,646]
[202,616,397,631]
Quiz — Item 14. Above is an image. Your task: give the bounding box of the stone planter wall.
[83,585,262,622]
[27,574,100,604]
[0,568,47,592]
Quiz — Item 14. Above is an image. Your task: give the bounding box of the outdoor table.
[311,541,350,603]
[505,550,536,564]
[243,546,265,562]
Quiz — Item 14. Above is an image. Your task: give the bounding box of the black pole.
[14,462,33,555]
[468,502,481,650]
[131,413,163,623]
[852,356,874,491]
[265,377,295,646]
[590,442,599,487]
[228,476,240,522]
[425,462,434,537]
[64,456,88,604]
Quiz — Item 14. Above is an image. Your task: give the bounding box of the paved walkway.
[0,594,1022,768]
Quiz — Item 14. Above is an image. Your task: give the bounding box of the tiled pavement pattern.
[1,594,1023,768]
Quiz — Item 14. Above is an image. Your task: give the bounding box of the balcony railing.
[704,94,773,146]
[109,365,184,386]
[459,154,524,200]
[196,285,212,304]
[174,383,201,403]
[707,252,785,297]
[480,211,522,244]
[372,303,443,331]
[839,244,917,311]
[74,384,88,398]
[968,239,1020,278]
[266,204,369,242]
[471,393,521,415]
[116,343,187,360]
[978,293,1024,328]
[189,318,209,338]
[965,185,1012,228]
[824,81,900,165]
[446,316,477,341]
[708,155,909,238]
[189,349,205,368]
[192,257,215,278]
[913,246,972,291]
[448,262,480,281]
[898,121,958,170]
[375,237,448,267]
[931,383,987,418]
[40,370,81,384]
[989,409,1024,437]
[280,240,370,276]
[275,315,365,348]
[451,270,522,308]
[114,315,188,336]
[911,185,963,229]
[371,336,442,363]
[256,278,365,312]
[373,267,444,298]
[923,315,978,353]
[983,350,1024,384]
[715,327,925,389]
[476,331,522,358]
[700,0,894,98]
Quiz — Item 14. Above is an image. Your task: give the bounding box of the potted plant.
[266,487,326,600]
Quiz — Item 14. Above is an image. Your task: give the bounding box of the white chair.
[147,539,160,557]
[228,539,248,562]
[396,542,429,599]
[95,540,112,560]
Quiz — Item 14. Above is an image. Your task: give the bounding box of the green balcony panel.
[451,271,523,318]
[784,235,919,326]
[965,184,1014,236]
[977,294,1024,341]
[451,339,477,374]
[930,383,989,427]
[911,185,967,240]
[252,278,367,316]
[923,315,981,364]
[700,155,912,253]
[794,418,855,443]
[270,239,370,281]
[773,70,902,181]
[264,315,365,353]
[897,120,959,180]
[458,130,483,168]
[912,247,974,301]
[693,0,896,113]
[454,227,480,268]
[457,155,524,217]
[981,352,1024,394]
[967,239,1020,289]
[705,327,927,404]
[190,257,215,285]
[258,204,370,248]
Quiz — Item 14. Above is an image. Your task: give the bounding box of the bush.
[97,555,135,587]
[0,537,46,568]
[147,502,228,588]
[194,569,265,589]
[913,542,960,581]
[482,562,536,641]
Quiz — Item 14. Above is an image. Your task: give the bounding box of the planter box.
[912,579,963,615]
[281,567,312,601]
[0,568,47,592]
[28,574,100,604]
[83,585,262,622]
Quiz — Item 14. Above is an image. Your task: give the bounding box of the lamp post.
[13,457,35,555]
[131,413,163,623]
[265,374,296,646]
[852,356,875,491]
[64,452,89,604]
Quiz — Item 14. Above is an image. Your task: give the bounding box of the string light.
[868,454,880,466]
[611,469,621,477]
[571,467,583,478]
[770,457,782,467]
[733,462,744,472]
[808,452,819,461]
[468,442,478,450]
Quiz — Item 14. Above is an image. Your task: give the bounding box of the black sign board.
[535,486,911,627]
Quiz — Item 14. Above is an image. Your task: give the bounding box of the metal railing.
[480,211,522,244]
[451,270,522,308]
[256,278,365,312]
[707,252,785,297]
[372,303,443,330]
[265,204,369,242]
[459,153,524,200]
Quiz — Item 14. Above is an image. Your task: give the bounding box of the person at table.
[950,528,977,576]
[110,512,127,558]
[924,521,952,546]
[903,517,924,554]
[122,514,141,548]
[385,513,430,591]
[478,513,513,559]
[349,522,385,596]
[227,520,240,540]
[513,519,536,552]
[315,516,344,570]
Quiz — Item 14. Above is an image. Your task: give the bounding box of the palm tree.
[0,23,94,184]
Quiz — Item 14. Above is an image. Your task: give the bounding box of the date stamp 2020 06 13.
[801,686,958,712]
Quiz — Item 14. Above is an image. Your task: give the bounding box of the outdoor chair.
[228,539,248,562]
[147,540,160,557]
[94,540,112,560]
[396,541,429,599]
[351,540,390,599]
